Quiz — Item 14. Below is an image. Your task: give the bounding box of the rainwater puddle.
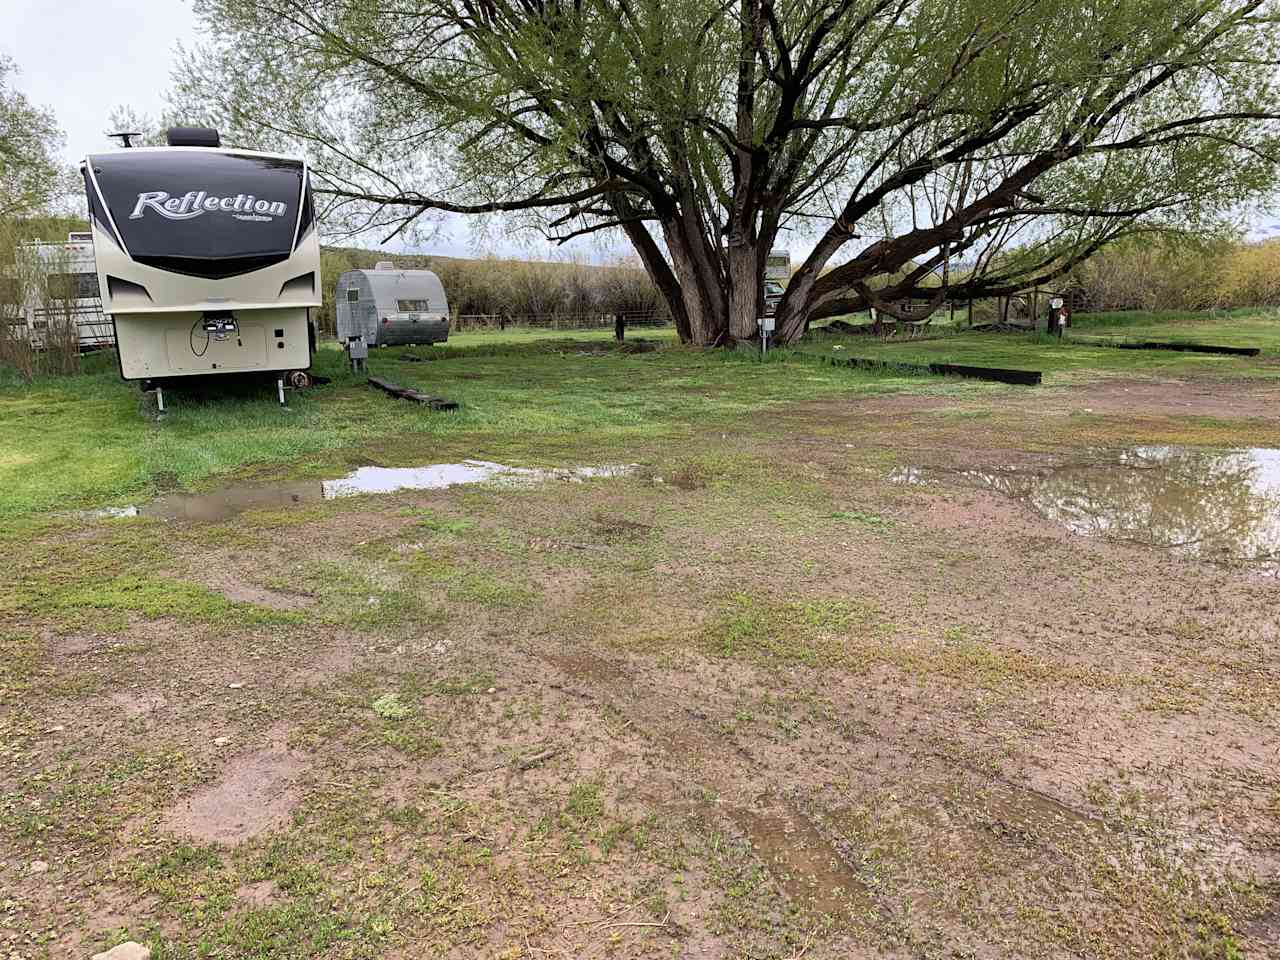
[894,445,1280,571]
[321,460,631,498]
[87,460,634,524]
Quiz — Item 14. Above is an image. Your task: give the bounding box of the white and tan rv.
[80,127,320,408]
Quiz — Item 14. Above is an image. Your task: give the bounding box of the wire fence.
[452,308,671,332]
[2,302,115,350]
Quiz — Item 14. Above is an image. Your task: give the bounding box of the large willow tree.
[177,0,1280,344]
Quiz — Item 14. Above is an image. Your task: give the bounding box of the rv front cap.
[129,190,289,222]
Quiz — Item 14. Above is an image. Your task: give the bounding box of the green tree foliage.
[176,0,1280,345]
[0,57,67,220]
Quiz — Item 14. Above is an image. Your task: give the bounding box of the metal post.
[277,377,286,406]
[156,387,165,414]
[759,315,774,357]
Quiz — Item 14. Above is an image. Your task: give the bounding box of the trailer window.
[397,299,431,312]
[346,288,359,302]
[48,272,100,300]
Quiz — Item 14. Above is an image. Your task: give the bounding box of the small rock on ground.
[91,943,151,960]
[29,860,48,874]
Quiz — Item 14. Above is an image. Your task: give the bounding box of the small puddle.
[142,480,324,522]
[85,461,634,524]
[321,460,630,498]
[894,446,1280,571]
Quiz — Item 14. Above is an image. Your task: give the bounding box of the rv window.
[397,299,431,312]
[346,288,359,303]
[48,273,100,300]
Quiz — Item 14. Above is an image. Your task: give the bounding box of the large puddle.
[894,446,1280,572]
[90,460,633,524]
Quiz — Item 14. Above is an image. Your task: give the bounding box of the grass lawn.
[0,334,959,521]
[803,308,1280,381]
[1,312,1278,959]
[1071,307,1280,347]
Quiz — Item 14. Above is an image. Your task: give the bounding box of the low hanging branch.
[175,0,1280,345]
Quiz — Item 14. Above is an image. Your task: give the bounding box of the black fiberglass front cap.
[84,150,314,279]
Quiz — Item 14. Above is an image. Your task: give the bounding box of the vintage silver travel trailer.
[80,127,320,408]
[335,262,450,350]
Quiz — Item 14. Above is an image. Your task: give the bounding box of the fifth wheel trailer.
[80,127,321,407]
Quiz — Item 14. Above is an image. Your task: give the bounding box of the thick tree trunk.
[661,212,728,346]
[726,242,762,343]
[773,276,814,344]
[617,216,691,341]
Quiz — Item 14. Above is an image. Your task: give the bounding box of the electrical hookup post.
[759,313,775,357]
[1048,296,1069,337]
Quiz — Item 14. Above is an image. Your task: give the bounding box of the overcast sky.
[6,0,194,160]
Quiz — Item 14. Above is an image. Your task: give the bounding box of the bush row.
[319,246,665,333]
[1072,237,1280,312]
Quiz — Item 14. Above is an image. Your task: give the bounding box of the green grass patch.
[371,692,412,720]
[404,509,475,536]
[50,575,304,626]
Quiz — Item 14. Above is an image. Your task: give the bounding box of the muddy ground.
[3,374,1279,959]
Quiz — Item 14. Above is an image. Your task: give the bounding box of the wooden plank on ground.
[806,353,1042,386]
[1072,338,1259,357]
[368,377,459,410]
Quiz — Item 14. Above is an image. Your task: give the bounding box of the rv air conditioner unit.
[80,128,320,405]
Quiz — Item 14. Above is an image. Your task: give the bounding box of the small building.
[335,262,450,348]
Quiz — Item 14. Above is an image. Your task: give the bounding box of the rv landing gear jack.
[141,381,167,419]
[277,377,289,410]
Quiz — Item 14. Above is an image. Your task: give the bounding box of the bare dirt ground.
[2,376,1278,959]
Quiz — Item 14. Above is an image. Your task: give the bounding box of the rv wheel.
[288,370,313,390]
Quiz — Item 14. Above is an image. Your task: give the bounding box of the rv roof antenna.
[108,131,143,148]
